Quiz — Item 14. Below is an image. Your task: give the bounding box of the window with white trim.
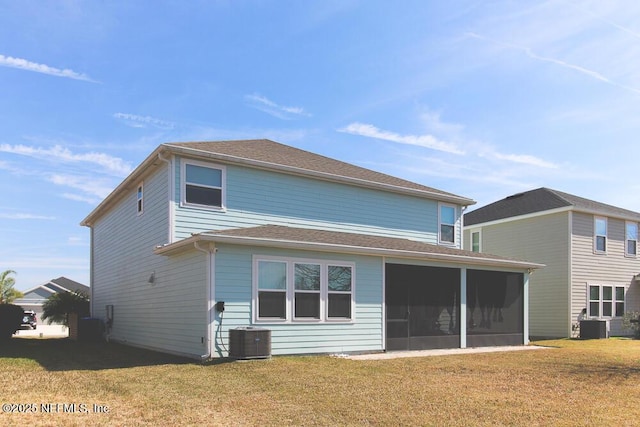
[471,230,481,253]
[136,183,144,215]
[594,217,607,253]
[588,284,625,318]
[182,160,225,209]
[254,256,354,322]
[626,222,637,256]
[439,204,456,244]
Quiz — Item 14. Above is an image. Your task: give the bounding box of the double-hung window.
[257,260,287,319]
[294,263,321,319]
[439,204,456,244]
[594,217,607,253]
[182,160,225,209]
[588,284,625,318]
[254,256,354,323]
[626,222,638,256]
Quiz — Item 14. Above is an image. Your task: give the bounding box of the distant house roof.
[154,224,543,270]
[82,139,475,226]
[20,277,90,296]
[465,187,640,226]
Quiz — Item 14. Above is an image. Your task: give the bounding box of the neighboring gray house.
[81,139,541,359]
[464,188,640,338]
[14,277,90,325]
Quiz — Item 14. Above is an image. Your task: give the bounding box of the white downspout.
[194,241,216,360]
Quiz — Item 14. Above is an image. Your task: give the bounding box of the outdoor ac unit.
[229,327,271,360]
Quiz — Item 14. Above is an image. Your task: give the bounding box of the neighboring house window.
[594,217,607,253]
[471,231,481,253]
[439,204,456,244]
[182,160,225,209]
[136,183,144,215]
[254,256,354,322]
[588,285,625,318]
[626,222,637,256]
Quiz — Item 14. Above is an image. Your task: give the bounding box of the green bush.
[0,304,24,340]
[622,311,640,339]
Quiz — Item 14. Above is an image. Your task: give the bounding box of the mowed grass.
[1,338,639,426]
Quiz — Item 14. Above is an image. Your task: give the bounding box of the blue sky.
[2,1,640,290]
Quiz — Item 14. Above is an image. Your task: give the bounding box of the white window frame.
[587,284,625,318]
[180,159,226,210]
[594,216,607,254]
[439,203,457,246]
[136,182,144,216]
[470,229,481,253]
[253,255,355,324]
[625,221,638,257]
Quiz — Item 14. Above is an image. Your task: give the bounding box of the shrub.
[0,304,24,340]
[622,311,640,339]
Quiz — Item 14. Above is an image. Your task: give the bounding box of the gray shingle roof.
[155,224,542,269]
[465,187,640,226]
[165,139,473,203]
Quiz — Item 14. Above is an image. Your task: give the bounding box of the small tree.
[0,304,24,340]
[0,269,23,304]
[42,291,90,326]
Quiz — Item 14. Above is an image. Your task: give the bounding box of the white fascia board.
[164,144,476,207]
[81,146,166,227]
[155,233,544,271]
[463,206,573,229]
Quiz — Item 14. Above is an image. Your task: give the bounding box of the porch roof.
[155,225,544,270]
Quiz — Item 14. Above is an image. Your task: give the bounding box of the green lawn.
[1,337,639,426]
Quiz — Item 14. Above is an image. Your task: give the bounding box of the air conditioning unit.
[229,327,271,360]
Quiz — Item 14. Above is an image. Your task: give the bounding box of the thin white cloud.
[0,144,132,177]
[0,54,98,83]
[338,122,465,155]
[49,174,114,199]
[113,113,175,130]
[0,213,56,220]
[492,152,558,169]
[572,2,640,40]
[465,32,640,96]
[245,93,311,119]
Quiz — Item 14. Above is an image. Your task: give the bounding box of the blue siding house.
[82,140,541,359]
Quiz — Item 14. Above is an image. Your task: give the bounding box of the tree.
[42,291,90,326]
[0,269,23,304]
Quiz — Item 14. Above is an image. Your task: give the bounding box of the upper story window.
[254,256,354,323]
[594,217,607,253]
[182,160,225,209]
[136,183,144,215]
[626,222,637,256]
[588,284,625,318]
[471,230,481,253]
[439,204,456,244]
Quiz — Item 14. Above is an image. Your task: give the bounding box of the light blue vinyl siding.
[173,157,447,244]
[213,243,383,356]
[92,165,209,358]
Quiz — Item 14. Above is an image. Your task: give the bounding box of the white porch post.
[460,268,467,349]
[524,271,530,345]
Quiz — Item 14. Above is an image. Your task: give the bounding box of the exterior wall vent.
[229,327,271,359]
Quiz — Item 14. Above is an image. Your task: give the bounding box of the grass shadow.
[1,337,195,371]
